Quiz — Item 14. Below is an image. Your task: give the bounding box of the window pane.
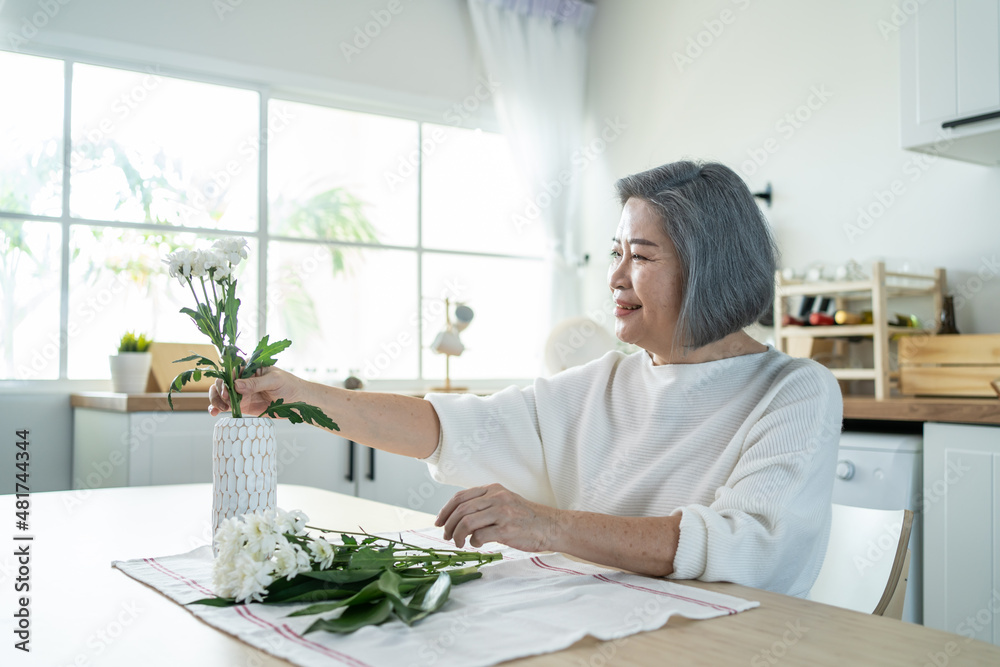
[267,242,417,381]
[421,124,544,256]
[0,220,62,379]
[422,253,547,380]
[70,64,259,230]
[268,100,417,247]
[67,228,258,379]
[0,52,63,216]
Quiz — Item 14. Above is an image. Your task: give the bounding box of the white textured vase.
[212,416,277,553]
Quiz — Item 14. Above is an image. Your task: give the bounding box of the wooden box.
[145,342,221,393]
[898,334,1000,397]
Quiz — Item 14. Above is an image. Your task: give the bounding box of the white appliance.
[833,431,923,625]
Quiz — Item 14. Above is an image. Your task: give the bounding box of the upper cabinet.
[901,0,1000,165]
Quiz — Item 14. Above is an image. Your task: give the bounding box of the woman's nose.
[608,257,630,291]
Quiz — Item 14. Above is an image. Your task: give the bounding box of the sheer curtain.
[467,0,596,328]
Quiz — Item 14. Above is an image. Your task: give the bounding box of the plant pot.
[109,352,153,394]
[212,416,277,554]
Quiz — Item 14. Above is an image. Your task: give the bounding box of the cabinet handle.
[366,447,375,481]
[942,109,1000,129]
[346,440,355,482]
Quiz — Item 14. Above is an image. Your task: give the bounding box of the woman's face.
[608,198,684,362]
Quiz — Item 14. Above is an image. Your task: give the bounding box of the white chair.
[809,504,914,619]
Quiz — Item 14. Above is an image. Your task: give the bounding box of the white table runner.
[113,527,758,667]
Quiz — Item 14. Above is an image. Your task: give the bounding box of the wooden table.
[3,484,999,666]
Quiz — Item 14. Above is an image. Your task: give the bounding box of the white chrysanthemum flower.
[188,249,208,278]
[218,550,274,603]
[272,541,312,581]
[213,237,249,265]
[214,515,245,564]
[273,508,309,536]
[164,249,194,282]
[241,511,280,560]
[309,536,336,569]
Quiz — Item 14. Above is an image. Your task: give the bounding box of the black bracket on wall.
[753,182,773,208]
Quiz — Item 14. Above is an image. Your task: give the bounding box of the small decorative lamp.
[430,298,474,392]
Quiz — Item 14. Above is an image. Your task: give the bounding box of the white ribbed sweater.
[423,347,843,597]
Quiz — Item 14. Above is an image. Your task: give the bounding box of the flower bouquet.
[163,237,335,427]
[164,237,338,544]
[190,508,501,633]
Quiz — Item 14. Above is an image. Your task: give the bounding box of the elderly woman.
[209,160,842,598]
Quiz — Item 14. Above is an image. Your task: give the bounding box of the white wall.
[581,0,1000,334]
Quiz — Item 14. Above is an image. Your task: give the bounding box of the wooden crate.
[146,342,221,392]
[898,334,1000,397]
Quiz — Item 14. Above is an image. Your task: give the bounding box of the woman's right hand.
[208,366,304,418]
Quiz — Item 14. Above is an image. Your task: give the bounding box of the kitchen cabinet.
[901,0,1000,165]
[71,400,463,515]
[923,422,1000,645]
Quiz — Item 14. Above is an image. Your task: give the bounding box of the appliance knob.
[836,460,855,480]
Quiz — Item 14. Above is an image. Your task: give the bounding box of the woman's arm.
[436,483,681,577]
[208,367,440,460]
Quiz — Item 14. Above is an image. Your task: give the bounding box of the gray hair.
[614,160,778,350]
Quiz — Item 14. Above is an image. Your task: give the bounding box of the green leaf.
[223,284,240,346]
[242,335,292,377]
[348,547,395,570]
[286,578,385,616]
[303,597,392,634]
[187,597,237,607]
[396,572,451,626]
[259,399,340,431]
[173,353,220,370]
[167,369,196,410]
[299,569,382,585]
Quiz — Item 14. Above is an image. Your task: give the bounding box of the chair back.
[809,504,914,617]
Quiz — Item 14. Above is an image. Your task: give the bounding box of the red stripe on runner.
[233,605,372,667]
[529,556,736,614]
[592,574,737,615]
[145,558,371,667]
[144,558,216,598]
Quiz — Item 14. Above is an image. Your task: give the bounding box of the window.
[0,50,548,384]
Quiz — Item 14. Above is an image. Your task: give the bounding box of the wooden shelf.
[779,325,929,338]
[774,262,945,399]
[831,368,877,380]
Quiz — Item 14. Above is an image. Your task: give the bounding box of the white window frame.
[0,45,541,393]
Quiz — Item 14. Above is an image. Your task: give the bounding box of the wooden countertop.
[843,396,1000,425]
[72,392,1000,426]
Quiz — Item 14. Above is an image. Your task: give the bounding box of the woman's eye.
[609,250,621,260]
[631,254,647,261]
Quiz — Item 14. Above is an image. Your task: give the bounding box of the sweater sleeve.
[667,361,842,598]
[420,385,558,507]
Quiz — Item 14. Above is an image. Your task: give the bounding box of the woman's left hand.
[435,483,560,552]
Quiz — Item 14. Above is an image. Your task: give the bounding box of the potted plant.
[163,238,337,551]
[109,331,153,394]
